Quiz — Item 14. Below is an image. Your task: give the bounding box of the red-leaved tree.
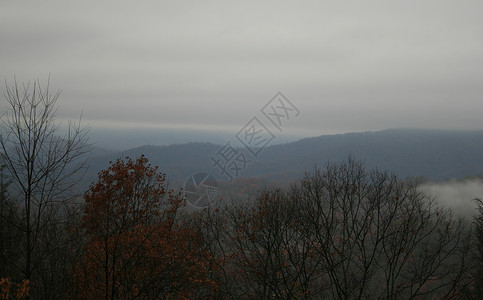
[69,156,215,299]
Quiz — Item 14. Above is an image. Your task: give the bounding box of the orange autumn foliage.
[69,156,215,299]
[0,278,29,300]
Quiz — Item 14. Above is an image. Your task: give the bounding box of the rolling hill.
[81,128,483,188]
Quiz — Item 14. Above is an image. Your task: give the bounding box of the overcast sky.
[1,0,483,142]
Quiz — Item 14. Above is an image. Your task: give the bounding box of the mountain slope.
[253,129,483,180]
[82,129,483,187]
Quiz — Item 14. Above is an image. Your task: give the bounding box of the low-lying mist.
[420,178,483,218]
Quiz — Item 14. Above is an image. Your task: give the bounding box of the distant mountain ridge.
[82,129,483,188]
[255,128,483,181]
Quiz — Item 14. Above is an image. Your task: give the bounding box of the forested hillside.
[82,129,483,188]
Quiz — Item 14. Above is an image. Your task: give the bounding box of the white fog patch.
[420,179,483,218]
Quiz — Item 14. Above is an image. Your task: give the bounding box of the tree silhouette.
[0,78,89,297]
[69,155,215,299]
[196,159,474,299]
[473,197,483,297]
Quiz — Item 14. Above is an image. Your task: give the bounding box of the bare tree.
[292,159,473,299]
[0,78,90,290]
[473,197,483,297]
[195,159,474,299]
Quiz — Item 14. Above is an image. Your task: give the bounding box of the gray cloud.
[1,0,483,137]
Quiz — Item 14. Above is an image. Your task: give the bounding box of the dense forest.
[1,155,482,299]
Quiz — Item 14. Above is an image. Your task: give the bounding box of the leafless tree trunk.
[195,159,474,299]
[0,78,90,294]
[291,159,473,299]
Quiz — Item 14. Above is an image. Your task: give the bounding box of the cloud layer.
[1,0,483,137]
